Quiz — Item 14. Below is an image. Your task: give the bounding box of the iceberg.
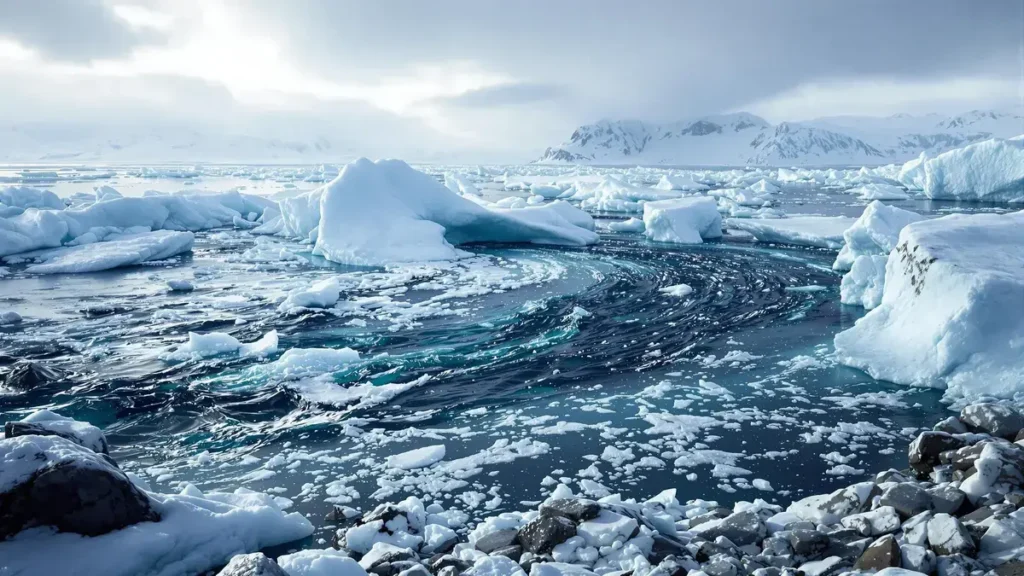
[833,201,924,271]
[923,137,1024,202]
[0,186,64,211]
[12,230,195,274]
[281,159,597,266]
[897,152,928,190]
[834,210,1024,399]
[654,173,709,192]
[643,197,722,244]
[724,216,856,249]
[839,255,887,309]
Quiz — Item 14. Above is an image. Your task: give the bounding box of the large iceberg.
[643,196,722,244]
[834,210,1024,399]
[833,201,924,271]
[275,158,597,266]
[724,216,856,249]
[923,137,1024,202]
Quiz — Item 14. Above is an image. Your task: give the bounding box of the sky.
[0,0,1021,162]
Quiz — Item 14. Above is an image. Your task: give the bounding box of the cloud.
[439,82,566,108]
[0,0,164,62]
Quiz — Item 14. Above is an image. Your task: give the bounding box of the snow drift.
[834,210,1024,399]
[273,158,597,266]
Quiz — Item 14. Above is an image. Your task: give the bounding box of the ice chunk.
[643,197,722,244]
[654,173,709,191]
[833,201,924,271]
[834,210,1024,398]
[839,255,887,309]
[924,137,1024,201]
[386,445,446,470]
[306,159,597,266]
[0,186,64,210]
[725,216,856,249]
[165,331,279,360]
[278,548,365,576]
[898,152,928,190]
[606,217,645,233]
[263,347,361,380]
[15,230,194,274]
[849,183,909,201]
[660,284,694,297]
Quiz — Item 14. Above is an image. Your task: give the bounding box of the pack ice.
[269,158,598,266]
[834,210,1024,400]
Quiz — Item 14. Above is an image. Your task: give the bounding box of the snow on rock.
[839,255,887,309]
[7,409,109,454]
[924,137,1024,202]
[725,216,856,249]
[278,158,596,266]
[386,445,446,470]
[833,201,924,271]
[834,210,1024,399]
[0,483,314,576]
[642,197,722,244]
[12,230,194,274]
[0,310,22,325]
[277,548,366,576]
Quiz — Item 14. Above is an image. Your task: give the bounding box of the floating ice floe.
[724,216,856,249]
[643,197,722,244]
[835,210,1024,399]
[847,183,909,201]
[269,159,597,266]
[654,173,709,192]
[833,201,924,271]
[605,217,645,233]
[923,137,1024,202]
[659,284,694,297]
[11,230,195,274]
[162,330,279,361]
[387,445,447,470]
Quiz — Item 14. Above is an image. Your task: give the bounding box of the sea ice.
[725,216,856,249]
[848,183,909,201]
[643,197,722,244]
[387,445,447,470]
[834,210,1024,399]
[13,230,194,274]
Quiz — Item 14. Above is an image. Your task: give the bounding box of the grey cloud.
[0,0,161,61]
[438,82,566,108]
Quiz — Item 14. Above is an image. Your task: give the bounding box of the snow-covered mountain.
[538,110,1024,166]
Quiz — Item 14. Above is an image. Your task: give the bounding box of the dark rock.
[0,437,159,540]
[649,555,699,576]
[961,403,1024,439]
[475,528,519,553]
[704,557,739,576]
[936,554,983,576]
[926,513,976,556]
[695,541,731,562]
[944,441,991,471]
[787,529,829,559]
[217,553,289,576]
[5,421,109,455]
[650,533,690,563]
[427,554,469,574]
[539,498,601,523]
[929,485,966,514]
[436,567,459,576]
[879,482,934,518]
[909,432,966,474]
[517,554,553,574]
[361,503,404,526]
[3,362,63,390]
[796,555,846,576]
[853,534,900,571]
[1007,492,1024,508]
[516,515,577,554]
[489,544,522,562]
[959,505,996,525]
[700,511,766,547]
[424,533,458,556]
[899,543,936,574]
[934,417,969,435]
[392,564,429,576]
[995,561,1024,576]
[823,532,872,561]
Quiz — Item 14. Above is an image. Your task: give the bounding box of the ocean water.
[0,165,1007,547]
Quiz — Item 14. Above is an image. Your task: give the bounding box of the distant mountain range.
[537,110,1024,166]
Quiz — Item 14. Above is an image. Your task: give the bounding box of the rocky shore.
[6,403,1024,576]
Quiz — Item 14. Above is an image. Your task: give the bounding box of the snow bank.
[643,197,722,244]
[923,137,1024,202]
[0,485,314,576]
[11,230,194,274]
[277,159,597,266]
[834,210,1024,399]
[724,216,856,249]
[833,201,924,271]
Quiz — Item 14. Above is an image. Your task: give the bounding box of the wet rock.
[3,362,63,390]
[699,511,766,547]
[695,541,731,562]
[853,534,900,571]
[490,544,523,562]
[934,417,969,435]
[517,515,577,554]
[650,533,690,563]
[0,436,158,541]
[909,432,966,474]
[540,499,601,523]
[475,528,519,553]
[961,404,1024,439]
[928,485,966,515]
[899,544,936,575]
[217,553,288,576]
[994,561,1024,576]
[926,513,976,557]
[787,529,829,558]
[880,483,934,519]
[840,506,901,537]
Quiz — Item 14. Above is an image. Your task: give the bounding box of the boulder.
[899,544,936,575]
[0,435,159,540]
[995,561,1024,576]
[797,555,846,576]
[475,528,519,553]
[489,544,523,562]
[699,511,766,547]
[926,513,976,556]
[3,362,63,390]
[5,410,108,454]
[961,404,1024,439]
[936,554,982,576]
[516,515,577,554]
[934,417,969,435]
[879,483,934,519]
[909,432,965,474]
[217,553,289,576]
[840,506,901,537]
[928,485,966,515]
[787,482,878,525]
[539,499,601,523]
[854,534,900,571]
[787,529,829,558]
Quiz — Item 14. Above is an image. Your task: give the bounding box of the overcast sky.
[0,0,1021,161]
